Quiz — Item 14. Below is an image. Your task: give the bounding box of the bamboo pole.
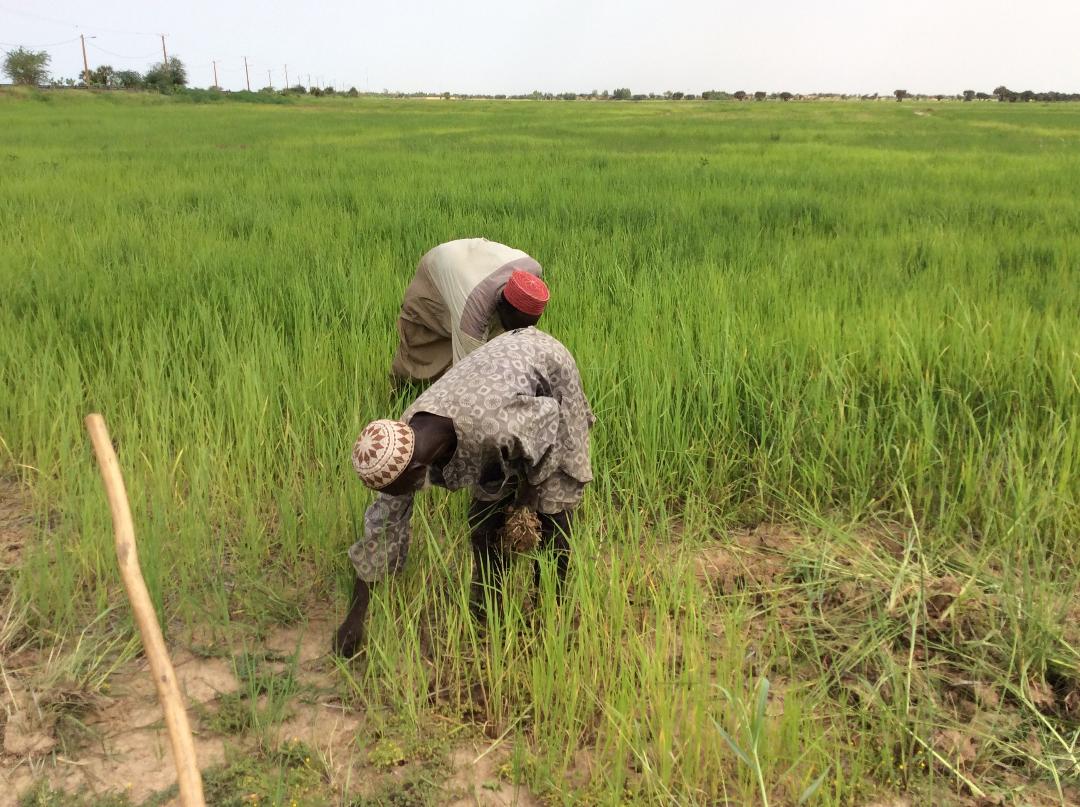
[85,414,205,807]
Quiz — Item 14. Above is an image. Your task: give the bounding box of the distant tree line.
[983,85,1080,102]
[4,49,1079,103]
[1,48,357,98]
[1,47,190,92]
[392,87,1080,103]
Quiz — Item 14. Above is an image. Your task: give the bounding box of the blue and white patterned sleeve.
[348,493,416,582]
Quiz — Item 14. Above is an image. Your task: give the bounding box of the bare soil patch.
[692,522,801,593]
[1,615,342,805]
[444,744,541,806]
[0,478,32,571]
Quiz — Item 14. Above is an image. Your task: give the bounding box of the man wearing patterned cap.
[334,326,594,657]
[391,237,550,383]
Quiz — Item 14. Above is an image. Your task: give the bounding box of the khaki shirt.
[391,238,541,380]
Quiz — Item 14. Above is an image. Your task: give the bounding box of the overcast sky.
[3,0,1078,95]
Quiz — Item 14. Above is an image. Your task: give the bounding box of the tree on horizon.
[2,47,50,86]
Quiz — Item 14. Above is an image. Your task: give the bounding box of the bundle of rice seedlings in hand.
[501,507,541,553]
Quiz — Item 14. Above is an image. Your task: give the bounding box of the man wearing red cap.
[391,238,551,383]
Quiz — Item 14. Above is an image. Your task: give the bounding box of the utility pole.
[284,65,288,89]
[307,73,311,88]
[212,60,219,89]
[267,69,272,89]
[243,56,251,92]
[80,34,90,86]
[160,34,168,65]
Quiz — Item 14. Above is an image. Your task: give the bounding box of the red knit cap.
[503,271,549,317]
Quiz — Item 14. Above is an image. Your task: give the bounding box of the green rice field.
[1,88,1078,805]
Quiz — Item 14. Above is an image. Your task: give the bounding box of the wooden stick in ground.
[85,413,206,807]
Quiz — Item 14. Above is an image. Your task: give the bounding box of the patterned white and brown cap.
[351,419,416,490]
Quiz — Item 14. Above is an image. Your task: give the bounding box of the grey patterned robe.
[349,327,595,582]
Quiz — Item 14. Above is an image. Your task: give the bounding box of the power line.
[86,42,158,61]
[0,3,158,37]
[0,37,82,49]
